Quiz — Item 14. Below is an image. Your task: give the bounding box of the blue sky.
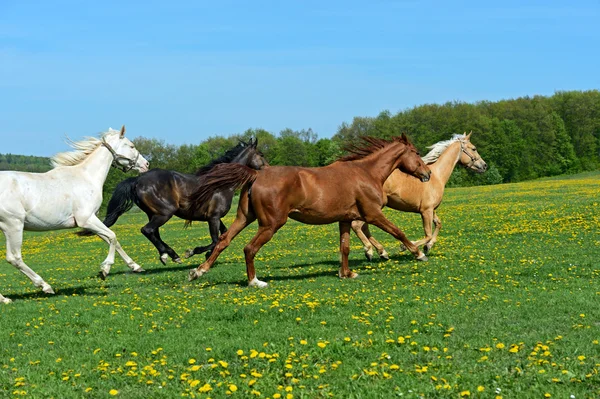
[1,0,599,156]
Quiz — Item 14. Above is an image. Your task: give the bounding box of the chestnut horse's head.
[397,133,431,182]
[458,131,487,173]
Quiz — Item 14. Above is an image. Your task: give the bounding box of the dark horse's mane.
[195,142,248,176]
[337,134,410,162]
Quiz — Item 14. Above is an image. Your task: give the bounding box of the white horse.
[0,126,149,304]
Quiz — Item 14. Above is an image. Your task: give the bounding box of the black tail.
[77,177,139,236]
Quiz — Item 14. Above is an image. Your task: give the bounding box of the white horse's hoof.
[249,278,268,288]
[380,250,390,260]
[0,297,12,304]
[160,253,168,265]
[132,265,145,273]
[416,254,428,262]
[42,284,55,294]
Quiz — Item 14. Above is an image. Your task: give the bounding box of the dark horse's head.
[196,138,268,176]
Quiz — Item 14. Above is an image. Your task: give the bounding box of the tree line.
[2,90,599,210]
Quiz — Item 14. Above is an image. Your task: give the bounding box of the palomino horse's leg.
[366,213,427,261]
[424,211,442,254]
[399,209,434,253]
[141,214,181,264]
[184,216,221,260]
[362,223,389,260]
[339,222,358,279]
[78,215,144,279]
[189,190,256,281]
[351,221,374,260]
[1,220,54,295]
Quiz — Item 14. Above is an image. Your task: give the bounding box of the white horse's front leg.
[77,215,143,278]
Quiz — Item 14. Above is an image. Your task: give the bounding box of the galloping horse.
[187,134,431,288]
[352,132,487,259]
[86,139,268,268]
[0,126,149,303]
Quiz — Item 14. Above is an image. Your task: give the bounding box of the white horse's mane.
[51,129,119,168]
[421,133,467,165]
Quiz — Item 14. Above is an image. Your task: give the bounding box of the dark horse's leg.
[141,214,182,264]
[184,216,222,260]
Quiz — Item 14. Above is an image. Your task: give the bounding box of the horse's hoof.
[399,244,407,252]
[160,253,168,265]
[416,254,428,262]
[339,272,359,279]
[380,250,390,260]
[98,271,107,280]
[188,269,204,281]
[183,249,194,259]
[249,278,268,288]
[174,258,182,264]
[132,267,145,273]
[1,297,13,304]
[364,251,373,261]
[424,245,432,255]
[42,285,55,295]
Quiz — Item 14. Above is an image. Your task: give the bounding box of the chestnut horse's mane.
[338,135,410,162]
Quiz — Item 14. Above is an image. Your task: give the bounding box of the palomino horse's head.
[240,137,269,170]
[459,131,487,173]
[397,133,431,182]
[104,126,150,173]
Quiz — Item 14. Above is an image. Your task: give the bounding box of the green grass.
[1,172,600,399]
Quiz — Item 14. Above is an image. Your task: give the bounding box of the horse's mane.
[421,133,466,165]
[195,142,248,176]
[51,129,119,168]
[338,135,410,162]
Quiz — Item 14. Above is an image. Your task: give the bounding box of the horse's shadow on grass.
[6,286,106,301]
[102,258,242,278]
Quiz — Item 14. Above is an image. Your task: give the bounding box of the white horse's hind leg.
[1,221,54,295]
[77,215,143,278]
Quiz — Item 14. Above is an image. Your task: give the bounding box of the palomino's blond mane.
[51,129,119,168]
[421,133,467,165]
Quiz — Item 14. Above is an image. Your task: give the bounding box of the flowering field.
[1,172,599,398]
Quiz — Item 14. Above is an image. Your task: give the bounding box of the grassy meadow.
[1,171,599,398]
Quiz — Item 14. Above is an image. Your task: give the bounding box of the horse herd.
[0,126,487,303]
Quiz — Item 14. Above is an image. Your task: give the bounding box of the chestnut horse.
[352,132,487,260]
[187,134,431,288]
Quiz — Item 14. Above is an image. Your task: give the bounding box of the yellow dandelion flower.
[109,389,119,396]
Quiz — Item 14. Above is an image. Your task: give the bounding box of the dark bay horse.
[187,134,432,287]
[83,139,267,274]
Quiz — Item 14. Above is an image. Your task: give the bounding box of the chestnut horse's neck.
[429,141,462,185]
[355,141,408,185]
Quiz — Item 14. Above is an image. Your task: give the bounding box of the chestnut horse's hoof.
[399,244,407,252]
[188,268,205,281]
[248,278,268,288]
[416,254,428,262]
[339,271,359,279]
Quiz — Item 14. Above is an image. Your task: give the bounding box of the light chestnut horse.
[351,132,487,260]
[187,134,431,288]
[0,127,149,303]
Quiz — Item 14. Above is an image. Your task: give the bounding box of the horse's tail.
[76,177,139,236]
[186,163,258,217]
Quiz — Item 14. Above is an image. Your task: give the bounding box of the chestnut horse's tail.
[187,163,258,216]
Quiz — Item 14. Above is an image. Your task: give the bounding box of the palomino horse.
[0,126,149,303]
[352,132,487,260]
[187,134,431,288]
[83,138,268,268]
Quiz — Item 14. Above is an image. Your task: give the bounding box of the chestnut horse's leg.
[243,221,285,288]
[339,222,358,279]
[189,189,255,281]
[365,211,427,261]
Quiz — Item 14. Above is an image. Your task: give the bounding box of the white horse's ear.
[466,130,472,139]
[120,125,126,137]
[108,127,116,132]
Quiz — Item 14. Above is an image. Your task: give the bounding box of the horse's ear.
[466,130,472,140]
[253,137,258,148]
[401,132,408,142]
[120,125,126,138]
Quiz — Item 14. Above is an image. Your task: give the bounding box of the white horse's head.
[103,126,149,173]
